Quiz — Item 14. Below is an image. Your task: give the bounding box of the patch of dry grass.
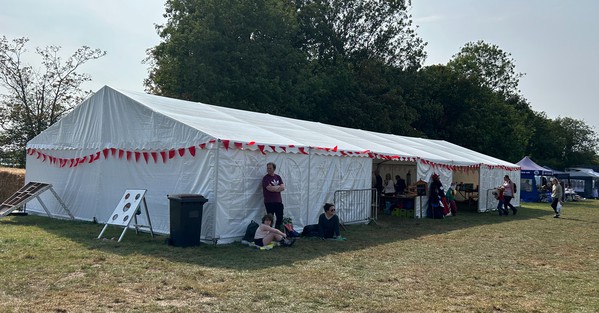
[1,200,598,312]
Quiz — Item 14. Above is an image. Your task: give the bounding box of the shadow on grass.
[2,200,594,270]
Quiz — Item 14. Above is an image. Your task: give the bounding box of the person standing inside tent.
[263,162,285,230]
[383,173,396,215]
[445,183,458,216]
[428,173,447,218]
[383,173,396,196]
[395,175,406,195]
[550,178,563,218]
[502,175,518,215]
[373,169,383,195]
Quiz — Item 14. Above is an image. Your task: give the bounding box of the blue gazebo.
[516,156,553,202]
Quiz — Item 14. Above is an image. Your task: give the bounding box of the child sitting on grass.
[254,214,295,247]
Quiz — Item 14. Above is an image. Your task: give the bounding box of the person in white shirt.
[550,178,563,218]
[502,175,517,215]
[254,214,295,247]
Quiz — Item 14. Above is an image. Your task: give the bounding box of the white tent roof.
[28,86,519,168]
[565,168,599,178]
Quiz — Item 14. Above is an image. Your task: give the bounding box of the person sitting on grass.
[318,203,342,239]
[254,214,295,247]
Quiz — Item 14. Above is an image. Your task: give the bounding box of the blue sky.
[2,0,597,133]
[411,0,598,132]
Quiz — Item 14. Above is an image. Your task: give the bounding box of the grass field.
[1,200,598,312]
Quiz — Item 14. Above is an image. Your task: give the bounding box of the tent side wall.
[213,148,372,244]
[479,167,520,211]
[307,154,372,224]
[213,148,310,243]
[24,148,217,235]
[519,172,540,202]
[568,176,595,198]
[416,162,452,218]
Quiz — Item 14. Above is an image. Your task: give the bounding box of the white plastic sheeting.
[25,86,519,243]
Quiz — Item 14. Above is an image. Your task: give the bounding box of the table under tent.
[565,168,599,199]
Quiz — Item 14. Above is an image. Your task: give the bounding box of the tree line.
[1,0,598,169]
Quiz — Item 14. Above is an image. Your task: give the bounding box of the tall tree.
[447,40,524,98]
[145,0,307,115]
[555,117,598,167]
[293,0,427,69]
[0,36,106,167]
[523,111,563,168]
[405,64,529,161]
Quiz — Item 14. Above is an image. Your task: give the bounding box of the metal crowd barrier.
[333,188,377,225]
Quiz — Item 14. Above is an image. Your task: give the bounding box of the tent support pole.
[210,140,220,244]
[306,147,311,226]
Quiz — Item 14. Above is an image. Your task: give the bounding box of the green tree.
[403,64,530,162]
[523,111,564,168]
[0,36,105,167]
[293,0,427,69]
[145,0,307,115]
[555,117,598,167]
[296,59,419,135]
[448,40,524,98]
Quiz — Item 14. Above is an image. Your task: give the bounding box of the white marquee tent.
[25,86,520,243]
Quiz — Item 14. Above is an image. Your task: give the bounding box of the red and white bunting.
[29,138,520,171]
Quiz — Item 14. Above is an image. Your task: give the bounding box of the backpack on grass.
[242,220,259,242]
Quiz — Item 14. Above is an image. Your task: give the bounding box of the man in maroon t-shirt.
[262,162,285,230]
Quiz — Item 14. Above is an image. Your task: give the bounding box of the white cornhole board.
[97,189,154,242]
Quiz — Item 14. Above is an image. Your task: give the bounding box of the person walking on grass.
[551,178,563,218]
[494,186,508,216]
[502,175,517,215]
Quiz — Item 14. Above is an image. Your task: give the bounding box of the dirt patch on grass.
[0,167,25,202]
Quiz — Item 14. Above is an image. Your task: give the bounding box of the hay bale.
[0,167,25,203]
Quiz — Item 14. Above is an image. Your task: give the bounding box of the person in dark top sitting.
[395,175,406,195]
[318,203,340,239]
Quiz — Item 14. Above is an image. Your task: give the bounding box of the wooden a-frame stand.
[97,189,155,242]
[0,182,73,219]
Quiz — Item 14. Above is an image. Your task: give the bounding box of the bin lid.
[167,194,208,202]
